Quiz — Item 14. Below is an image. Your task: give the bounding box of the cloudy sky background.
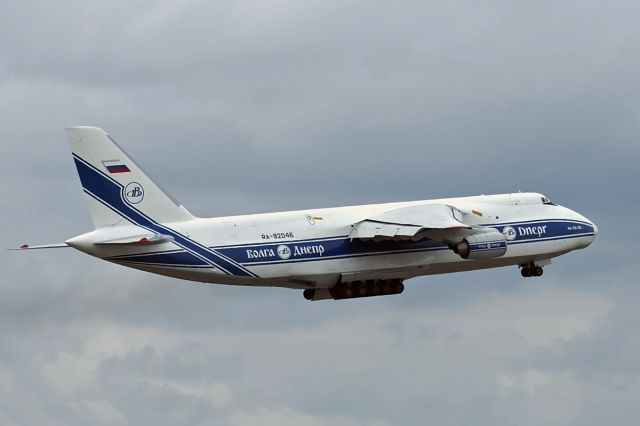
[1,1,639,424]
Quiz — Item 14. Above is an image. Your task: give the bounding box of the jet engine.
[452,229,507,259]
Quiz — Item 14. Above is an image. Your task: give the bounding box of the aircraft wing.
[349,204,470,241]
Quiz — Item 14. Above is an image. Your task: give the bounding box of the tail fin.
[66,126,194,228]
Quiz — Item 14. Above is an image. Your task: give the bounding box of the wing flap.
[351,221,384,239]
[396,225,423,237]
[372,204,468,228]
[349,204,470,241]
[377,223,402,237]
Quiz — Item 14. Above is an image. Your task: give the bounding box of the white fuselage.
[67,192,597,289]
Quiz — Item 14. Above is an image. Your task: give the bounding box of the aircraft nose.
[579,213,597,237]
[582,216,597,245]
[570,209,597,237]
[564,207,597,247]
[585,219,598,246]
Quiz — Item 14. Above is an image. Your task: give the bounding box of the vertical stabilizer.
[66,127,194,228]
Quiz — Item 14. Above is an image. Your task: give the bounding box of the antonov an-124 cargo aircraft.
[15,127,597,301]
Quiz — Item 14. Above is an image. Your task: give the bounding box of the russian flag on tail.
[102,160,130,173]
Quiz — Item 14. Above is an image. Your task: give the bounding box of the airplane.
[14,127,598,301]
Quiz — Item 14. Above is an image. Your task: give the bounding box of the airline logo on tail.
[124,182,144,204]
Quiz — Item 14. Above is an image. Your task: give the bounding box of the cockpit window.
[541,196,556,206]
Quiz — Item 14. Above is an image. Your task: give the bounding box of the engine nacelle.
[454,229,507,259]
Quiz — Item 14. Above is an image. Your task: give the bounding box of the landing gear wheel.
[303,289,315,300]
[358,282,368,297]
[521,263,544,278]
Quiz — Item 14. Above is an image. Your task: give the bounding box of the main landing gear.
[303,279,405,301]
[520,262,544,277]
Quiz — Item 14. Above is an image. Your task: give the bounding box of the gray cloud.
[1,0,639,425]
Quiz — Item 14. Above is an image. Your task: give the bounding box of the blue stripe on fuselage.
[221,237,445,266]
[108,250,208,266]
[73,155,257,277]
[223,226,593,266]
[491,220,593,243]
[217,220,593,266]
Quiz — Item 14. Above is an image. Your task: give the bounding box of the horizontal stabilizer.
[93,234,174,246]
[10,243,69,250]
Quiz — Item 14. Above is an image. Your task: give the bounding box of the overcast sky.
[1,1,639,425]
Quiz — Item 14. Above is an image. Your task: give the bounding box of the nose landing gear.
[520,263,544,277]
